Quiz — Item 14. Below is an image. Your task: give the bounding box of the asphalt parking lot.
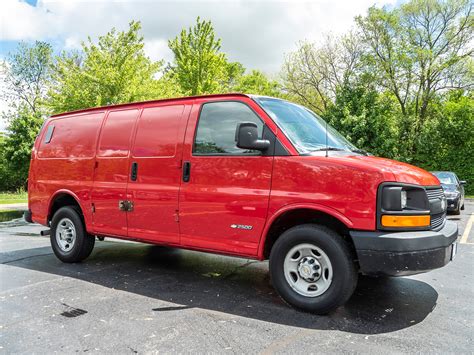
[1,201,473,354]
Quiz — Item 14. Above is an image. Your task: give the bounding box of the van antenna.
[325,119,328,158]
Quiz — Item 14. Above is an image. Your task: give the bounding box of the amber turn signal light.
[381,215,430,228]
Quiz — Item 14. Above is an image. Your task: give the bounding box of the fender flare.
[257,203,353,259]
[47,189,91,227]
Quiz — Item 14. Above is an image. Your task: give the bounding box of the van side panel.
[126,104,189,243]
[29,112,105,226]
[90,109,140,237]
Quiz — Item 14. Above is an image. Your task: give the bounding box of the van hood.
[322,154,440,186]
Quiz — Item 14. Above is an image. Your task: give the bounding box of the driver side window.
[193,101,264,155]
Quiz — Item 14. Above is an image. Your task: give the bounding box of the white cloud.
[144,38,172,63]
[1,0,400,74]
[64,36,82,50]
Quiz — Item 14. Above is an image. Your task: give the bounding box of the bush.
[0,106,43,192]
[323,83,400,159]
[415,92,474,195]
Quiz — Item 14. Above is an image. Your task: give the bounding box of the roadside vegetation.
[0,191,28,204]
[0,0,472,194]
[0,210,24,222]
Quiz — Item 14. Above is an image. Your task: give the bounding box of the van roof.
[51,93,252,118]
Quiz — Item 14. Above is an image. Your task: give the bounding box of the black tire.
[461,203,465,210]
[452,202,461,215]
[50,206,95,263]
[269,224,358,314]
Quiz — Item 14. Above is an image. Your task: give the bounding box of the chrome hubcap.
[55,218,76,252]
[297,256,321,282]
[284,243,333,297]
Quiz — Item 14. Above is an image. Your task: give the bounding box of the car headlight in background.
[444,191,460,199]
[378,184,431,230]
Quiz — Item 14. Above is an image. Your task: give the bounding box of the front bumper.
[446,196,460,211]
[350,221,458,276]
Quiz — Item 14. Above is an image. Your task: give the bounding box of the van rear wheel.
[269,224,357,314]
[50,206,95,263]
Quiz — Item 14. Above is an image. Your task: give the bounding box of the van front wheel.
[269,224,357,314]
[50,206,95,263]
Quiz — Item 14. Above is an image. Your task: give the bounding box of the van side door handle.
[131,162,138,181]
[182,161,191,182]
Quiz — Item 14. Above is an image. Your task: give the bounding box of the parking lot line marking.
[460,214,474,244]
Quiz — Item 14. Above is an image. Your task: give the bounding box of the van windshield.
[254,97,358,155]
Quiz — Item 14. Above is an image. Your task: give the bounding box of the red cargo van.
[26,93,458,314]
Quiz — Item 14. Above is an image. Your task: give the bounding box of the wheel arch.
[258,204,355,260]
[47,190,88,226]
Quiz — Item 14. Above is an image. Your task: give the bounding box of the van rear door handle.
[131,162,138,181]
[182,161,191,182]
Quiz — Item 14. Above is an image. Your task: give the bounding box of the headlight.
[378,183,431,230]
[401,190,407,209]
[444,191,459,198]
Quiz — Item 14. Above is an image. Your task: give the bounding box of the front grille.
[426,188,444,200]
[431,211,446,229]
[426,187,446,229]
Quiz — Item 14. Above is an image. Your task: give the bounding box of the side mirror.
[235,122,270,151]
[460,180,467,185]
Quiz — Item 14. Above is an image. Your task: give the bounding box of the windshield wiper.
[350,148,369,156]
[310,147,346,152]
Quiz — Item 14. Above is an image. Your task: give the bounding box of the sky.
[0,0,401,130]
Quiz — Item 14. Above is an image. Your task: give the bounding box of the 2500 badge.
[230,224,253,230]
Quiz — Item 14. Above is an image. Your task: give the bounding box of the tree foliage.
[356,0,473,154]
[1,41,52,114]
[323,81,400,159]
[0,105,43,190]
[415,90,474,190]
[0,41,52,190]
[233,70,282,97]
[282,32,363,114]
[48,21,170,114]
[168,17,229,95]
[168,17,284,97]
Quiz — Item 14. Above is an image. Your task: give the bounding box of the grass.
[0,209,24,222]
[0,191,28,205]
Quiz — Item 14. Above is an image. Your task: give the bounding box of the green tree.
[0,41,52,191]
[415,90,474,194]
[282,32,363,114]
[168,17,282,97]
[1,41,53,114]
[0,105,43,190]
[233,70,282,97]
[48,21,169,114]
[168,17,229,95]
[221,62,246,92]
[324,81,399,158]
[356,0,473,154]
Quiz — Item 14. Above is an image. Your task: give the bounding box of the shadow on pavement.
[1,241,439,335]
